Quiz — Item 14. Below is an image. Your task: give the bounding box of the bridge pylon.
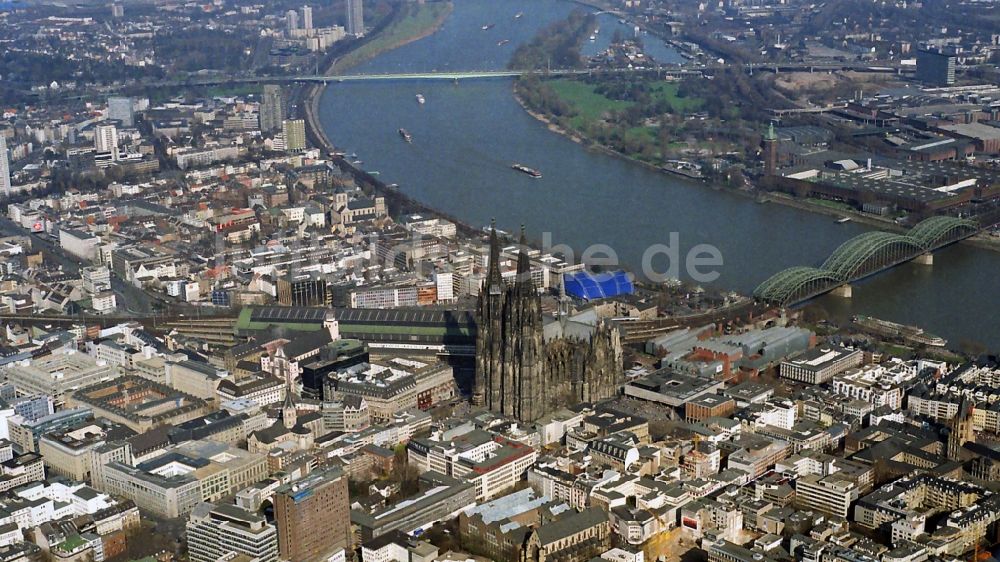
[831,284,853,298]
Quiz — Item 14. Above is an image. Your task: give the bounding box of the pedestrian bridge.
[753,216,979,307]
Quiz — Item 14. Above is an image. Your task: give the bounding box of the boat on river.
[853,315,947,347]
[511,163,542,178]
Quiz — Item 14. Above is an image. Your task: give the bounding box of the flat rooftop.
[783,346,857,371]
[625,369,725,407]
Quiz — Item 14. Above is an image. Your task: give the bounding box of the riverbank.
[302,2,452,155]
[302,2,453,146]
[302,3,450,151]
[512,80,1000,252]
[299,1,487,239]
[332,2,453,74]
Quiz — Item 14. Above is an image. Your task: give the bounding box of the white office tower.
[286,9,298,32]
[187,503,278,562]
[94,125,119,162]
[0,136,10,197]
[300,5,313,31]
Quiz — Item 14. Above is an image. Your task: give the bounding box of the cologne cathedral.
[473,225,623,422]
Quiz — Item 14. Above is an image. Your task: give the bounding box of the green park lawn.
[547,79,634,128]
[547,79,702,130]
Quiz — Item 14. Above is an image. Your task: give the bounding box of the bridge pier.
[830,284,853,298]
[913,252,933,265]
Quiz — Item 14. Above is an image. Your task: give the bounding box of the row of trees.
[508,9,596,71]
[0,50,157,93]
[151,29,249,73]
[515,75,577,118]
[677,68,792,122]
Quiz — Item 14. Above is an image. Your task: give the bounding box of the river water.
[319,0,1000,351]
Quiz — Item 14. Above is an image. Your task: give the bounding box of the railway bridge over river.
[753,216,980,307]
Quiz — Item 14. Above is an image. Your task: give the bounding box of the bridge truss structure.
[753,216,978,306]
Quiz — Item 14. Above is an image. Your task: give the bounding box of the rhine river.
[319,0,1000,350]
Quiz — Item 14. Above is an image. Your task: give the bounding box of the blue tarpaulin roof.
[563,271,634,300]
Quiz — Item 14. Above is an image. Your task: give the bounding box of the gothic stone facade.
[473,228,623,422]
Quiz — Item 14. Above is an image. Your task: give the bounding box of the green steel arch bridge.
[753,216,980,307]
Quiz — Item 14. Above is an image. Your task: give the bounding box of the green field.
[541,78,704,162]
[547,79,634,128]
[547,79,702,129]
[335,3,452,72]
[649,82,703,112]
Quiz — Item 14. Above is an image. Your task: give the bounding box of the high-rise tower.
[300,5,313,31]
[260,85,286,133]
[108,96,134,127]
[346,0,364,37]
[0,136,10,197]
[95,124,119,161]
[274,468,351,562]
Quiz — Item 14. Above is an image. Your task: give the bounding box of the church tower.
[507,226,544,421]
[947,397,974,461]
[762,121,778,179]
[474,220,505,408]
[276,345,298,429]
[473,223,546,421]
[473,222,624,423]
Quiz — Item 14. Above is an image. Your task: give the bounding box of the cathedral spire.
[486,218,503,294]
[558,275,570,329]
[516,224,532,290]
